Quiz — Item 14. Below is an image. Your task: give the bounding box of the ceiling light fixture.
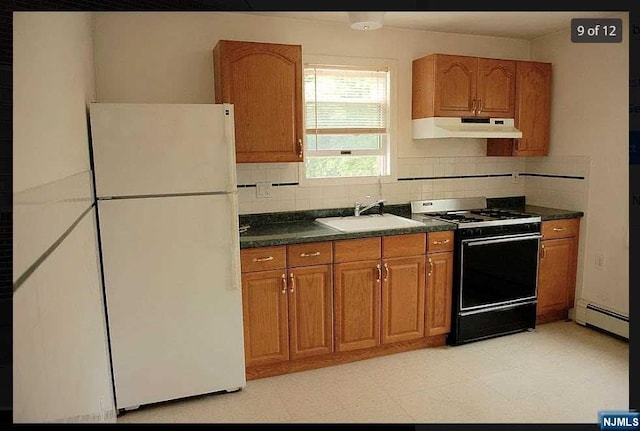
[348,12,385,31]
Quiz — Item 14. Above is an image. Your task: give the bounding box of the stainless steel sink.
[315,213,425,232]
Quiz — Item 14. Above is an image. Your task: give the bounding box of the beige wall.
[91,11,628,315]
[13,12,95,193]
[530,13,629,316]
[92,11,531,213]
[93,11,530,159]
[13,12,115,422]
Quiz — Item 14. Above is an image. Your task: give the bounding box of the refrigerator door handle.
[227,192,242,291]
[223,104,238,192]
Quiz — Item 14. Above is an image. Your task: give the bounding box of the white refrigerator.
[89,103,246,411]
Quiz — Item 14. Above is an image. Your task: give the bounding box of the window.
[304,65,391,180]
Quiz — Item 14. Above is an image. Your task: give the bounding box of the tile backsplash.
[235,156,589,214]
[523,156,590,211]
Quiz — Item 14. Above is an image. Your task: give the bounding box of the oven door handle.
[463,234,542,247]
[460,300,537,316]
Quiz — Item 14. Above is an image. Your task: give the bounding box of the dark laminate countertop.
[239,198,584,249]
[238,204,455,249]
[487,197,585,220]
[522,205,584,221]
[239,217,455,249]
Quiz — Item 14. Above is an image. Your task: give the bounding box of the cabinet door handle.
[383,262,389,282]
[428,257,433,276]
[289,272,295,293]
[552,227,566,232]
[471,99,477,115]
[281,273,287,294]
[514,139,520,151]
[433,239,450,245]
[376,263,381,283]
[300,251,320,257]
[253,256,274,262]
[297,138,303,159]
[541,244,546,259]
[478,99,483,114]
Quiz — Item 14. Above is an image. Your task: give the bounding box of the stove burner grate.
[470,209,529,219]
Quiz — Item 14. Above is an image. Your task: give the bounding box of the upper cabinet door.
[433,55,478,117]
[514,61,552,156]
[214,40,303,163]
[476,58,516,118]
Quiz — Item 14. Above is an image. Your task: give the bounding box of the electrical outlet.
[512,172,519,184]
[256,182,272,198]
[594,253,605,270]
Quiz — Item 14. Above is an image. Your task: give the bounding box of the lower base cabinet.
[425,251,454,336]
[382,256,426,344]
[333,260,381,352]
[241,232,454,378]
[425,231,454,337]
[288,264,333,359]
[242,269,289,366]
[538,238,574,313]
[240,245,333,367]
[536,218,580,323]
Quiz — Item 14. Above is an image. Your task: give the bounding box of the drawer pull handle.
[252,256,274,262]
[552,227,566,232]
[281,273,286,294]
[428,257,433,276]
[433,239,450,245]
[300,252,321,257]
[289,272,295,293]
[376,264,381,283]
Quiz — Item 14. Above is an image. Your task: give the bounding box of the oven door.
[460,233,541,311]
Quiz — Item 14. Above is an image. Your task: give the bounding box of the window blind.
[304,66,388,136]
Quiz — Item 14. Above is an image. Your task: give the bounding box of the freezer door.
[90,103,237,198]
[98,193,245,409]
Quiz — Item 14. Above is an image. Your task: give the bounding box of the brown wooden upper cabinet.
[412,54,516,119]
[487,61,552,157]
[213,40,304,163]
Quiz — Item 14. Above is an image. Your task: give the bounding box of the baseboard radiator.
[574,300,629,339]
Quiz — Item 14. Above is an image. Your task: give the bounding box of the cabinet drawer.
[333,237,381,263]
[426,231,454,253]
[541,218,579,240]
[382,233,426,258]
[240,246,287,272]
[287,242,332,267]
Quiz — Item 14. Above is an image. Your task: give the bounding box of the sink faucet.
[354,195,387,216]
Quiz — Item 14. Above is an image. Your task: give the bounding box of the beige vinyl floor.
[117,321,629,424]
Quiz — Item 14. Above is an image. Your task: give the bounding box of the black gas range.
[411,196,541,230]
[411,197,542,345]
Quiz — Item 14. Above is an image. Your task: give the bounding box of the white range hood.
[413,117,523,139]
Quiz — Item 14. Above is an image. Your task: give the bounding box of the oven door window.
[460,235,540,310]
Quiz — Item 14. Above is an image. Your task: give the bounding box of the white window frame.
[298,54,398,187]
